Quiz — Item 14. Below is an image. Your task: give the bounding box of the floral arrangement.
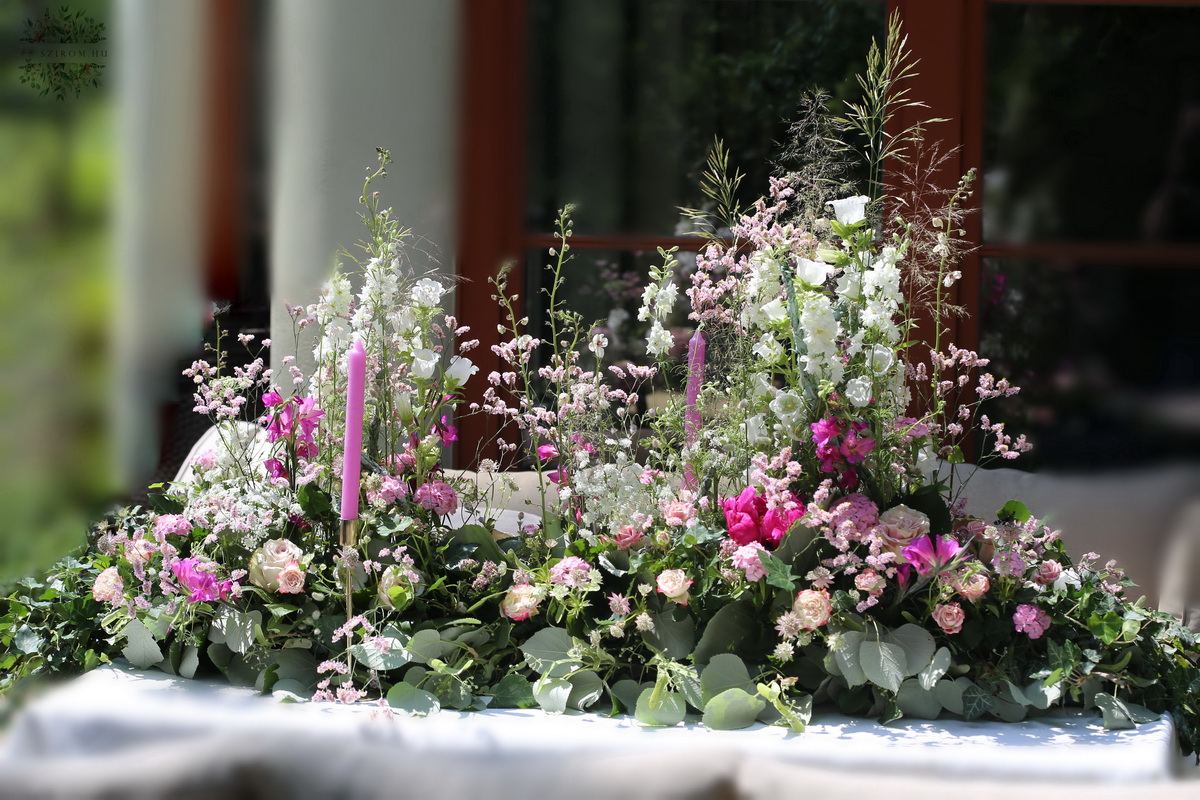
[3,21,1197,756]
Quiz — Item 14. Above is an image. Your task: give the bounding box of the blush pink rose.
[878,504,931,554]
[933,602,965,634]
[662,501,696,528]
[276,561,307,594]
[249,538,305,592]
[500,583,541,621]
[656,569,693,605]
[609,525,645,550]
[793,589,832,630]
[92,567,124,604]
[854,569,887,597]
[1032,559,1062,585]
[954,569,991,602]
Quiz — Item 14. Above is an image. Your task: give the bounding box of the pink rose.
[501,583,541,621]
[276,560,306,594]
[123,538,157,566]
[954,569,990,602]
[92,567,124,604]
[656,569,693,606]
[878,504,931,553]
[933,602,965,634]
[1032,559,1062,585]
[662,501,696,528]
[793,589,832,630]
[1013,603,1051,639]
[608,525,645,551]
[854,569,887,597]
[722,487,767,546]
[731,543,768,582]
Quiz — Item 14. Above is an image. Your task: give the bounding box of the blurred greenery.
[0,0,113,583]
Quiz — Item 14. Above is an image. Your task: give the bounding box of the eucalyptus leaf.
[692,600,755,665]
[533,678,573,714]
[210,608,262,655]
[886,624,936,677]
[521,627,580,679]
[178,645,200,680]
[634,688,686,727]
[405,629,452,664]
[834,631,867,688]
[271,679,311,702]
[1095,693,1159,729]
[896,678,942,720]
[566,670,605,710]
[447,524,506,566]
[121,619,163,669]
[489,673,536,709]
[641,611,695,661]
[934,678,965,716]
[702,688,766,730]
[700,653,755,705]
[918,647,952,691]
[387,682,441,716]
[612,679,651,715]
[989,695,1028,723]
[860,640,905,694]
[350,636,411,672]
[272,648,317,690]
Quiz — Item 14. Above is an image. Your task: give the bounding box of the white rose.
[793,589,832,630]
[878,505,931,553]
[656,569,693,605]
[827,195,869,225]
[249,538,305,592]
[500,583,542,621]
[844,377,872,407]
[445,356,478,386]
[411,277,444,307]
[377,565,419,611]
[410,348,439,380]
[794,257,830,286]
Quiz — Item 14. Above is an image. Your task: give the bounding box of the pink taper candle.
[683,329,706,491]
[340,337,367,520]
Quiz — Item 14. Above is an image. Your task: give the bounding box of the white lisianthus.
[869,344,895,373]
[445,356,478,386]
[844,377,873,407]
[769,390,804,422]
[411,348,439,380]
[646,320,673,357]
[411,277,444,307]
[752,334,785,365]
[795,257,830,286]
[827,195,869,225]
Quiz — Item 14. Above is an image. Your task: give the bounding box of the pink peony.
[500,583,541,621]
[414,480,458,515]
[760,503,805,547]
[92,567,124,604]
[656,569,693,605]
[722,487,767,546]
[731,542,768,582]
[933,602,966,634]
[1013,603,1051,639]
[793,589,833,630]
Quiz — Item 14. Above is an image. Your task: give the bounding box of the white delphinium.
[646,320,673,357]
[799,294,842,383]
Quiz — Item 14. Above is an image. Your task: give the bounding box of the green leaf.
[641,611,695,661]
[758,550,798,592]
[178,645,200,680]
[1023,679,1061,710]
[918,647,952,691]
[634,688,686,727]
[612,679,651,715]
[207,641,233,671]
[271,649,317,690]
[12,625,43,655]
[489,673,537,709]
[961,682,992,721]
[669,664,704,711]
[1095,693,1159,729]
[405,629,452,664]
[859,639,905,694]
[997,500,1031,524]
[521,627,580,679]
[886,624,936,677]
[934,679,965,716]
[296,483,333,520]
[209,608,261,655]
[377,514,414,536]
[692,600,755,664]
[447,524,506,566]
[989,695,1027,722]
[350,632,411,671]
[1088,612,1123,645]
[533,678,573,714]
[896,678,942,719]
[566,670,605,710]
[947,446,966,464]
[700,653,754,704]
[702,688,766,730]
[121,619,163,669]
[271,679,311,701]
[833,631,867,687]
[387,682,441,716]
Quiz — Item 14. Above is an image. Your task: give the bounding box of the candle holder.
[340,518,360,548]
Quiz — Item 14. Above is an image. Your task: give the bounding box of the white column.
[267,0,461,381]
[112,0,207,490]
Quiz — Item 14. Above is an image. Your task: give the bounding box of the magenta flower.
[839,425,876,464]
[723,487,768,546]
[537,444,559,461]
[810,417,844,447]
[902,535,963,577]
[264,458,287,479]
[171,557,232,603]
[436,415,459,445]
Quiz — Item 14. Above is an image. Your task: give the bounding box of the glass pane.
[978,259,1200,470]
[984,4,1200,244]
[527,0,886,236]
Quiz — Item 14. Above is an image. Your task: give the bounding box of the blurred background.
[2,0,1198,582]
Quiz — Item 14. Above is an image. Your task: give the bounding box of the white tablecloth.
[1,662,1195,800]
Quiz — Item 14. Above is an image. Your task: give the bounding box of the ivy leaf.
[758,550,798,592]
[1024,678,1062,710]
[1095,693,1159,730]
[489,673,536,709]
[997,500,1031,524]
[12,625,43,655]
[121,619,163,669]
[387,682,441,717]
[296,483,333,520]
[859,639,905,694]
[702,688,766,730]
[1088,612,1123,645]
[961,682,992,721]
